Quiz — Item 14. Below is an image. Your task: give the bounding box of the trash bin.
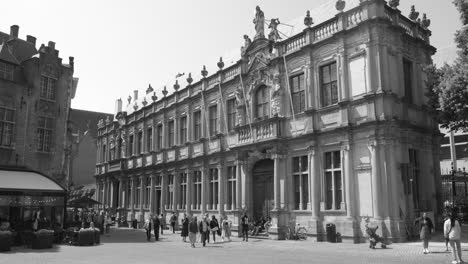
[132,219,137,229]
[326,223,336,243]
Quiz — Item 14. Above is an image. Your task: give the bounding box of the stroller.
[365,224,387,249]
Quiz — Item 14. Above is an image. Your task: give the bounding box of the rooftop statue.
[268,18,281,42]
[241,34,252,56]
[253,6,265,40]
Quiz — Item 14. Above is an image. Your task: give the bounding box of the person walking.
[143,214,154,241]
[181,213,189,242]
[210,215,220,243]
[204,213,210,244]
[221,215,231,242]
[170,212,177,234]
[153,214,160,241]
[241,213,249,242]
[444,211,464,264]
[188,216,198,248]
[444,208,451,251]
[98,212,105,235]
[414,212,434,254]
[159,214,166,235]
[199,215,210,247]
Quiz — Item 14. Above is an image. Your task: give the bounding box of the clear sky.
[1,0,461,114]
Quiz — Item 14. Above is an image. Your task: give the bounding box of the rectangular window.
[135,179,142,208]
[180,172,187,210]
[403,59,413,104]
[0,62,14,81]
[126,183,131,208]
[168,120,174,147]
[180,116,187,144]
[128,135,134,156]
[293,156,309,210]
[193,171,202,210]
[409,149,420,209]
[324,151,342,210]
[227,166,237,210]
[209,105,218,137]
[320,62,338,107]
[145,177,151,208]
[146,127,153,152]
[0,107,14,147]
[227,99,237,131]
[209,168,219,210]
[156,124,163,150]
[167,174,174,209]
[290,74,305,113]
[37,116,53,152]
[137,131,143,154]
[102,144,107,162]
[40,76,56,100]
[193,111,201,140]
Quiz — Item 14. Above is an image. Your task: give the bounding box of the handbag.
[217,229,221,236]
[211,226,219,232]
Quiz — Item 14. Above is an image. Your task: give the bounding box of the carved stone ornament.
[268,18,281,42]
[201,65,208,78]
[151,92,158,102]
[304,10,314,27]
[133,102,138,111]
[253,6,265,40]
[336,0,346,12]
[409,5,419,21]
[421,13,431,28]
[217,57,224,70]
[127,95,132,104]
[162,86,168,97]
[241,35,252,56]
[142,97,147,106]
[173,80,180,91]
[270,74,283,117]
[388,0,399,9]
[146,84,153,94]
[186,72,193,85]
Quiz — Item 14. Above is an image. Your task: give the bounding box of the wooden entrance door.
[252,159,274,221]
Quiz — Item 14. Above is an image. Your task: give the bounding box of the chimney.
[26,35,36,46]
[115,98,123,115]
[133,90,138,101]
[48,41,55,50]
[10,25,19,39]
[69,56,74,68]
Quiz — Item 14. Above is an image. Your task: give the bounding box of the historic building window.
[193,111,201,140]
[136,131,143,154]
[0,107,14,147]
[145,177,151,208]
[168,120,175,147]
[324,151,342,210]
[403,59,413,104]
[209,105,218,137]
[179,172,187,210]
[40,76,56,101]
[208,168,219,210]
[167,174,174,209]
[0,62,14,81]
[227,99,236,131]
[293,156,308,210]
[320,62,338,107]
[102,144,107,162]
[99,184,104,205]
[227,166,236,210]
[156,124,163,150]
[37,116,53,152]
[180,116,187,144]
[128,134,134,156]
[255,86,269,119]
[193,171,202,210]
[126,182,131,208]
[290,73,305,113]
[135,179,142,208]
[408,148,420,209]
[146,127,152,152]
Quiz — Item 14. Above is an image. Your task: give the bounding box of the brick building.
[0,25,77,185]
[95,0,440,242]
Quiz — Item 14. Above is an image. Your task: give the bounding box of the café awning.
[0,167,66,193]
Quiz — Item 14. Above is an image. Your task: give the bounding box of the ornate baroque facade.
[95,0,440,242]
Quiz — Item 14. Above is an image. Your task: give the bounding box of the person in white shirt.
[444,211,464,264]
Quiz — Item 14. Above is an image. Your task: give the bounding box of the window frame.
[156,124,163,150]
[179,172,187,210]
[290,73,306,113]
[193,170,202,211]
[166,174,174,210]
[0,62,14,81]
[180,116,187,144]
[323,150,343,211]
[37,116,54,152]
[320,62,338,107]
[293,155,309,210]
[208,168,219,211]
[40,76,57,101]
[193,111,202,141]
[168,120,175,147]
[209,105,218,137]
[226,166,237,211]
[0,107,15,147]
[255,86,269,119]
[227,99,237,131]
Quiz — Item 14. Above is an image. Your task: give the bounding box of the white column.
[173,171,179,212]
[365,44,374,93]
[273,153,282,210]
[130,178,135,218]
[218,164,225,215]
[150,175,155,214]
[186,169,192,215]
[160,171,167,215]
[201,167,207,214]
[368,141,382,220]
[309,148,320,219]
[343,144,355,218]
[102,179,107,208]
[236,160,242,210]
[118,178,123,209]
[139,177,144,218]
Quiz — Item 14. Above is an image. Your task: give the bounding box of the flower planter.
[78,229,94,246]
[31,229,54,249]
[0,231,12,251]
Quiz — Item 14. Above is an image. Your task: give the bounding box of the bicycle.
[286,223,308,240]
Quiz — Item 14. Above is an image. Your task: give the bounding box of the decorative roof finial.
[201,65,208,78]
[336,0,346,12]
[162,86,168,97]
[146,84,153,94]
[217,57,224,70]
[304,10,314,27]
[421,13,431,28]
[133,101,138,111]
[409,5,419,21]
[173,80,180,91]
[186,72,193,85]
[127,95,132,104]
[142,97,147,106]
[151,92,158,102]
[388,0,399,9]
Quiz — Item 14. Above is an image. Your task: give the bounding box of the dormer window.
[40,76,56,100]
[0,62,14,81]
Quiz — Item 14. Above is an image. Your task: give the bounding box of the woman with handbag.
[444,211,464,264]
[221,216,232,242]
[414,212,434,254]
[209,215,219,244]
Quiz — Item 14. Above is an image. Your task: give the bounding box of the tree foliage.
[427,0,468,132]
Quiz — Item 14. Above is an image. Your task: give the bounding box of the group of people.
[144,213,233,248]
[414,209,464,264]
[73,209,112,234]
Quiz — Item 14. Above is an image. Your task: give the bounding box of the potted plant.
[32,229,54,249]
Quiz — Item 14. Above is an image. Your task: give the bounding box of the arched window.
[255,86,269,119]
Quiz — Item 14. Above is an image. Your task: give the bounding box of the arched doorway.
[252,159,274,221]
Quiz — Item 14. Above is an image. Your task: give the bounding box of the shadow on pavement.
[2,246,61,254]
